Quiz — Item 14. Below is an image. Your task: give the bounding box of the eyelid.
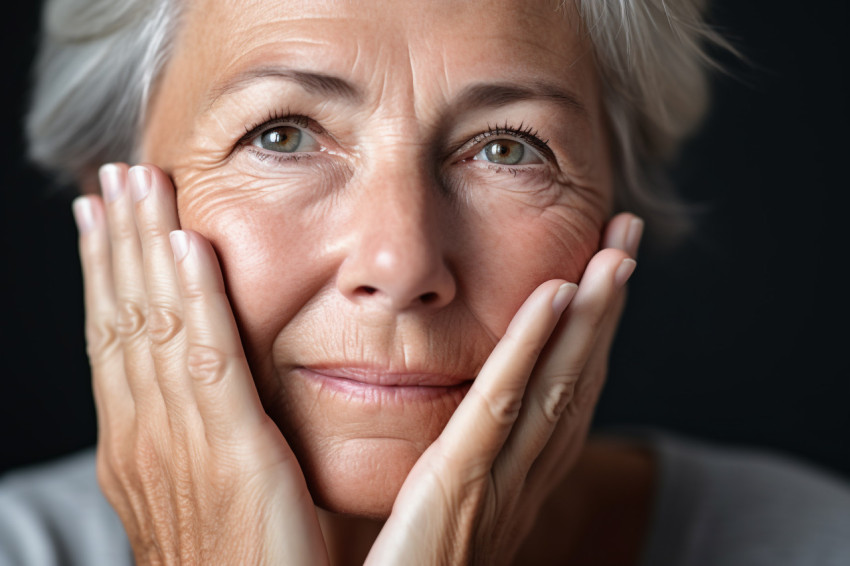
[451,126,554,165]
[473,138,543,165]
[238,113,322,148]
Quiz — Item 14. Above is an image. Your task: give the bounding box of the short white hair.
[576,0,732,241]
[26,0,179,185]
[26,0,730,242]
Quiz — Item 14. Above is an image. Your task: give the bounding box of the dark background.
[1,2,847,478]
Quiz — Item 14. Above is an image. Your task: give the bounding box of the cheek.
[173,154,608,371]
[174,167,341,366]
[456,184,605,333]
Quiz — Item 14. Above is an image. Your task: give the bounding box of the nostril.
[351,286,441,305]
[419,292,438,304]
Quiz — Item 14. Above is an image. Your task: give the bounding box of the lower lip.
[294,367,473,404]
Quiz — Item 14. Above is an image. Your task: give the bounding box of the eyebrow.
[208,66,362,107]
[208,67,588,120]
[453,81,588,119]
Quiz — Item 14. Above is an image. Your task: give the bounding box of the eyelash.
[238,110,319,163]
[464,122,552,162]
[240,109,308,140]
[238,113,554,167]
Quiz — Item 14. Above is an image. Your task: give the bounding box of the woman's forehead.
[172,0,595,111]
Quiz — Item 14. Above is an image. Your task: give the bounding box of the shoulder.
[0,449,132,566]
[635,431,850,566]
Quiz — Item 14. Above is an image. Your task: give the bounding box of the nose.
[335,169,456,312]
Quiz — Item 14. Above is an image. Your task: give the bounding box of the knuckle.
[115,300,147,339]
[186,344,229,385]
[97,442,135,494]
[180,279,207,302]
[85,318,119,359]
[96,454,121,496]
[475,386,522,427]
[540,377,578,424]
[147,304,183,345]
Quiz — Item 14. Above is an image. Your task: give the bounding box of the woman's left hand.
[366,213,642,565]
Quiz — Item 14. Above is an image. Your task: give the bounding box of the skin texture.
[143,0,611,517]
[73,0,652,563]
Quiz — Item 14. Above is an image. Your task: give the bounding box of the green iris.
[259,126,302,152]
[482,140,524,165]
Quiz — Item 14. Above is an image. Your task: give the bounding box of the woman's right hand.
[73,163,329,565]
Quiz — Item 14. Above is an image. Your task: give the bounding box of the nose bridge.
[337,159,456,311]
[368,162,431,245]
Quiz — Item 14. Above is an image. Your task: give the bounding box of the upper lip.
[301,365,473,387]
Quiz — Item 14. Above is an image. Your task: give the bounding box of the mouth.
[294,365,474,403]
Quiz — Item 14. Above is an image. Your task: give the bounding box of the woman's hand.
[365,213,641,565]
[73,164,329,565]
[74,161,639,565]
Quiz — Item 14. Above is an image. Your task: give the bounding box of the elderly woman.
[1,0,848,564]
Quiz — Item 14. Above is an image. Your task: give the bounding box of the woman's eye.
[251,125,320,153]
[474,139,542,166]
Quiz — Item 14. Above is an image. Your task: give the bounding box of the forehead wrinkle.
[206,67,363,111]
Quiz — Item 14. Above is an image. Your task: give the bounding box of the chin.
[266,386,456,519]
[300,437,430,519]
[261,364,472,519]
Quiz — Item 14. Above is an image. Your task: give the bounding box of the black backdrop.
[2,2,847,478]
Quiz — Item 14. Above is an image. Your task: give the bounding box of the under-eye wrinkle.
[245,146,312,164]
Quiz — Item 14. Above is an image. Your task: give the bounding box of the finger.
[602,212,644,257]
[170,230,267,439]
[525,216,642,486]
[129,165,191,414]
[431,279,575,477]
[559,211,638,414]
[499,248,633,479]
[73,195,134,429]
[577,286,626,405]
[532,284,629,490]
[566,212,641,408]
[101,163,161,410]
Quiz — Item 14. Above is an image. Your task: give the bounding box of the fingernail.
[99,164,123,203]
[625,218,644,258]
[552,282,578,314]
[169,230,189,262]
[615,258,637,288]
[129,166,151,202]
[72,196,94,234]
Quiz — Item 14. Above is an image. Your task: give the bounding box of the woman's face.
[142,0,612,517]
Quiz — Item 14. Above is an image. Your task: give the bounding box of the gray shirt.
[637,433,850,566]
[1,433,848,565]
